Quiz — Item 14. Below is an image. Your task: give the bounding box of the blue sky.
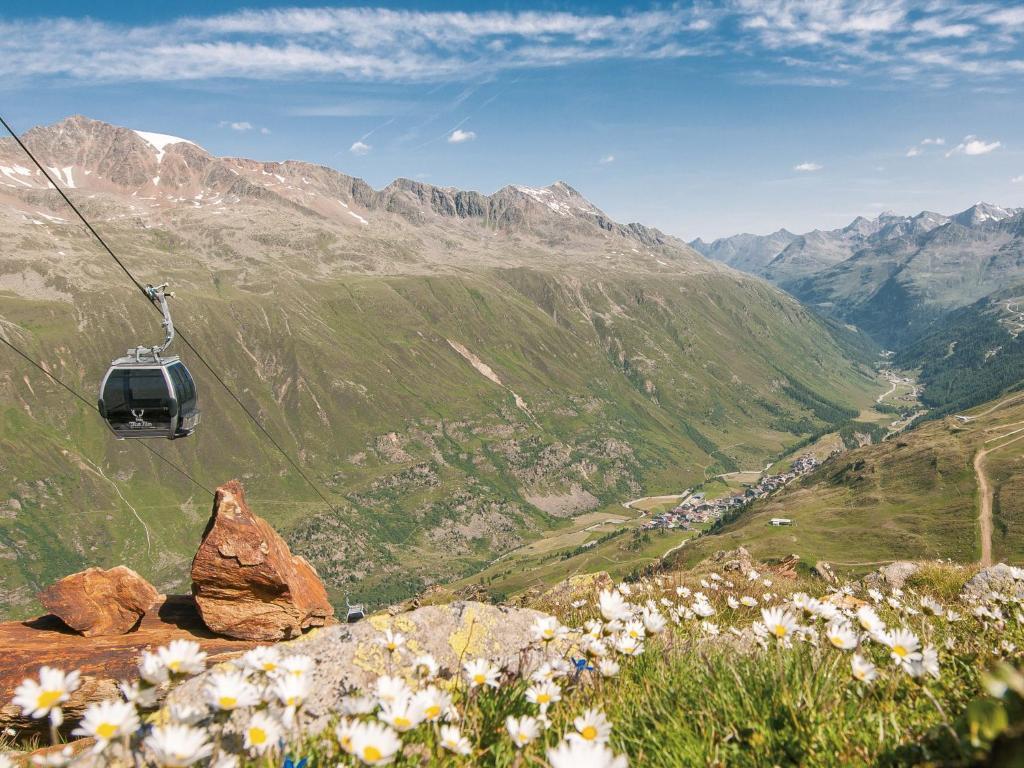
[2,1,1023,239]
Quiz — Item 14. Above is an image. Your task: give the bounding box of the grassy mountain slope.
[670,393,1024,571]
[0,117,879,618]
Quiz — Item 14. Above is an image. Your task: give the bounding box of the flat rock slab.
[0,595,258,733]
[167,601,562,734]
[39,565,161,637]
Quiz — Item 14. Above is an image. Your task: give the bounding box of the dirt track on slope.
[974,431,1024,567]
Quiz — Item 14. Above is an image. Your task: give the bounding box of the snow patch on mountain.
[132,130,196,163]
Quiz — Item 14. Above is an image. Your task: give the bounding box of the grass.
[672,394,1024,575]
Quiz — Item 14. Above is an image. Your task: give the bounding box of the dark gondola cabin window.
[169,362,196,413]
[101,368,172,431]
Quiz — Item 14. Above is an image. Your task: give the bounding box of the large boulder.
[191,481,334,641]
[39,566,160,637]
[865,561,919,590]
[166,601,565,735]
[962,564,1024,601]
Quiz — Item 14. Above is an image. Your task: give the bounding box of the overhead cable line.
[0,331,213,496]
[0,114,340,515]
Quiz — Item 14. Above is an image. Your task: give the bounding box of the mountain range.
[0,116,878,618]
[692,203,1024,347]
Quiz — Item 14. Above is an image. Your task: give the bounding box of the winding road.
[971,395,1024,566]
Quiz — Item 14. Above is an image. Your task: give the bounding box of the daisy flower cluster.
[4,564,1023,767]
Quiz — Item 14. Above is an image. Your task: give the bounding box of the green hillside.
[0,263,878,618]
[669,393,1024,572]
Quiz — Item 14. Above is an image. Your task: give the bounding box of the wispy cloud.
[1012,175,1024,184]
[794,162,823,172]
[946,135,1002,156]
[599,154,615,164]
[349,140,371,155]
[447,128,476,144]
[0,3,1022,87]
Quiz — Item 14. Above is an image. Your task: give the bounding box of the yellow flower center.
[387,643,397,651]
[249,726,267,745]
[286,697,299,707]
[167,661,182,673]
[363,746,382,762]
[773,625,788,637]
[473,674,485,684]
[394,716,411,729]
[629,630,639,638]
[425,705,441,719]
[95,722,118,740]
[36,690,62,709]
[581,725,598,740]
[893,645,907,658]
[262,663,277,672]
[536,693,551,704]
[518,732,529,743]
[218,696,238,709]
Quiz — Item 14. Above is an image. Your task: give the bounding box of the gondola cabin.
[98,356,199,439]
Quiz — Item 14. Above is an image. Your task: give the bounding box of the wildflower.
[825,622,857,651]
[342,695,377,716]
[851,654,877,683]
[506,715,541,747]
[641,608,667,636]
[138,651,170,686]
[336,718,357,754]
[413,686,451,722]
[378,629,406,654]
[376,675,411,705]
[676,586,691,598]
[919,646,940,679]
[72,699,140,751]
[167,703,205,725]
[598,590,631,622]
[412,654,439,680]
[701,621,720,637]
[279,655,313,678]
[598,659,620,677]
[585,638,609,658]
[205,669,260,711]
[242,646,281,675]
[378,696,425,732]
[547,740,628,768]
[883,628,922,667]
[525,681,561,709]
[13,667,80,722]
[439,724,472,755]
[618,583,632,596]
[692,599,715,618]
[613,634,644,656]
[571,599,588,609]
[158,640,207,677]
[243,711,282,755]
[623,619,646,640]
[274,671,312,708]
[727,596,739,610]
[570,708,612,744]
[740,596,758,607]
[867,588,883,603]
[119,680,159,709]
[144,724,214,767]
[747,569,760,581]
[532,616,567,644]
[760,607,799,640]
[349,721,402,766]
[464,659,501,689]
[583,619,604,640]
[856,605,885,634]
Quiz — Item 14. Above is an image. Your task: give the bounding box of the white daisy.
[242,711,281,755]
[598,590,632,622]
[760,607,799,641]
[506,715,541,748]
[143,724,214,767]
[851,654,878,683]
[464,659,501,689]
[72,699,140,751]
[439,724,472,755]
[825,622,857,651]
[205,670,260,712]
[547,740,628,768]
[525,680,561,709]
[242,646,281,676]
[158,640,207,677]
[569,708,612,744]
[13,667,81,720]
[349,720,402,766]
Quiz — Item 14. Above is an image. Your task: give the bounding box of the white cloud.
[946,135,1002,156]
[906,146,921,157]
[921,137,945,145]
[793,162,823,172]
[260,127,271,135]
[0,3,1021,87]
[349,140,372,155]
[599,154,615,164]
[230,121,253,131]
[448,128,476,144]
[1012,175,1024,184]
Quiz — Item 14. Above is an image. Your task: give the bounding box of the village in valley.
[643,454,823,531]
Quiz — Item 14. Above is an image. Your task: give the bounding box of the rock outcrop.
[191,481,334,641]
[167,601,564,735]
[39,566,160,637]
[962,563,1024,601]
[865,561,919,590]
[0,596,257,732]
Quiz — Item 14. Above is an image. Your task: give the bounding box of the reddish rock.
[39,566,160,637]
[0,595,257,733]
[191,480,334,641]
